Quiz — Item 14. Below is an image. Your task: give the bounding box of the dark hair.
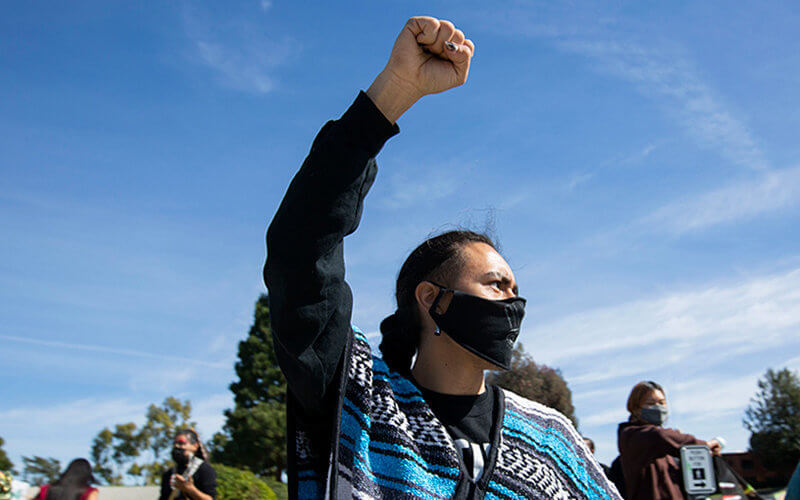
[45,458,94,500]
[175,428,209,461]
[583,437,595,453]
[626,380,665,415]
[379,230,496,374]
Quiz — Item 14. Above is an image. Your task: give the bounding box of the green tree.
[0,437,14,473]
[91,428,121,485]
[137,397,195,484]
[90,397,195,485]
[213,295,287,480]
[90,422,144,485]
[21,456,61,485]
[743,367,800,475]
[487,343,577,426]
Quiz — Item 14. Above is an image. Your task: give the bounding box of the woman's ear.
[415,281,454,314]
[415,281,440,312]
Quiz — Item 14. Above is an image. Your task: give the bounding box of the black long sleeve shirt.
[264,91,398,419]
[265,92,500,499]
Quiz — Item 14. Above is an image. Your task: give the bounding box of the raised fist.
[367,17,474,123]
[385,17,474,97]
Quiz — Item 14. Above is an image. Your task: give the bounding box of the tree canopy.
[21,456,61,485]
[91,397,195,485]
[487,343,577,426]
[0,437,14,473]
[743,367,800,474]
[211,294,287,480]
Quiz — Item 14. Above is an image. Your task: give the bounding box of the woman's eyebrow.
[481,271,507,281]
[482,271,519,294]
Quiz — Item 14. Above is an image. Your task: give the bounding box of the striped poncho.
[294,329,621,499]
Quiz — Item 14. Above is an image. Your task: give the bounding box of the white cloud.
[0,398,144,465]
[527,267,800,460]
[378,170,459,210]
[195,41,275,93]
[626,143,658,165]
[525,267,800,366]
[0,398,143,430]
[191,393,231,440]
[567,172,595,191]
[520,266,800,459]
[607,143,659,168]
[670,372,762,419]
[183,7,294,94]
[581,408,627,427]
[486,10,792,235]
[642,166,800,234]
[489,9,767,172]
[128,366,200,393]
[208,334,230,354]
[556,38,768,172]
[782,355,800,371]
[0,334,229,369]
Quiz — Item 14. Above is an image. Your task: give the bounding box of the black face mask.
[172,447,190,466]
[427,282,526,370]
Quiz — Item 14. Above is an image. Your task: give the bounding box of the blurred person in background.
[618,381,721,500]
[607,456,627,499]
[34,458,97,500]
[0,470,10,500]
[159,429,216,500]
[584,437,613,478]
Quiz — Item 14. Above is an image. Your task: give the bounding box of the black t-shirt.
[159,461,217,500]
[417,383,498,483]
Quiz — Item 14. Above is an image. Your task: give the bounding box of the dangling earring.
[434,325,441,336]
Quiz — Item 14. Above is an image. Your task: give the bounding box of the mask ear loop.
[428,283,450,336]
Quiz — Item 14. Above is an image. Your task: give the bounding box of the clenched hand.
[367,17,475,123]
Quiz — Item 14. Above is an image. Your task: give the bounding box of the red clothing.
[36,484,98,500]
[618,420,705,500]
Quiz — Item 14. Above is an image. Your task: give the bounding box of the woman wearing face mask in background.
[618,381,722,500]
[159,429,216,500]
[265,15,620,500]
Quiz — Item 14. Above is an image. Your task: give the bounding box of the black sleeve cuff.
[337,91,400,157]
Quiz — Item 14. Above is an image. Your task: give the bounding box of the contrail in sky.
[1,334,230,369]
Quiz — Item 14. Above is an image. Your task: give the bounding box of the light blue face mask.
[640,404,669,426]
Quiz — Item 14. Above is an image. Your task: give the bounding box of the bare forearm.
[366,70,419,124]
[184,486,213,500]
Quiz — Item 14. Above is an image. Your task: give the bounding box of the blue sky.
[2,1,800,470]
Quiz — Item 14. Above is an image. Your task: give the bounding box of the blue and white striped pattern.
[485,391,620,499]
[336,329,461,499]
[294,328,622,499]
